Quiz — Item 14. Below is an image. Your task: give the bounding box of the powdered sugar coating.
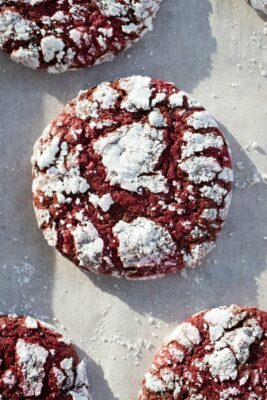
[139,306,267,400]
[72,220,104,269]
[113,217,176,268]
[32,76,233,279]
[168,322,201,350]
[249,0,267,14]
[16,339,49,396]
[0,315,90,399]
[94,122,168,194]
[0,0,161,72]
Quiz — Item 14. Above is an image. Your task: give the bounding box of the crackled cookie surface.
[0,0,161,72]
[0,315,90,399]
[32,76,233,279]
[139,305,267,400]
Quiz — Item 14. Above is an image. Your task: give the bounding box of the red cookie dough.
[139,305,267,400]
[0,0,161,72]
[0,315,90,399]
[32,76,233,279]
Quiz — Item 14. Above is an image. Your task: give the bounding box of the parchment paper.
[0,1,267,399]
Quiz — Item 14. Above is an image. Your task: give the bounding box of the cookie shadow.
[77,347,119,400]
[88,125,267,324]
[246,1,267,20]
[0,57,55,321]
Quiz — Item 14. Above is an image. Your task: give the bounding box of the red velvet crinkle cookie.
[32,76,233,279]
[0,0,161,72]
[139,305,267,400]
[0,315,90,399]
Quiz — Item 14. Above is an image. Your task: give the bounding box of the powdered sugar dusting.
[34,135,60,170]
[92,82,119,109]
[250,0,267,14]
[200,184,227,205]
[94,122,168,194]
[179,156,222,184]
[204,347,237,382]
[188,111,218,130]
[167,322,201,349]
[169,91,201,109]
[181,131,224,159]
[2,370,16,389]
[204,305,246,330]
[113,217,176,268]
[72,221,104,268]
[70,361,90,399]
[89,193,114,212]
[120,76,152,111]
[24,316,38,329]
[144,372,166,393]
[16,339,49,396]
[32,137,90,204]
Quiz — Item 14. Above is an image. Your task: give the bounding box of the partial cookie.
[32,76,233,279]
[249,0,267,14]
[0,0,161,72]
[139,305,267,400]
[0,315,90,399]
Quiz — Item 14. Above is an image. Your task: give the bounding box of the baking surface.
[0,1,266,399]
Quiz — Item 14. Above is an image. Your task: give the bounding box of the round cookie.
[139,305,267,400]
[0,315,90,399]
[32,76,233,279]
[0,0,161,72]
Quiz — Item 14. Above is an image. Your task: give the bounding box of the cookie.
[139,305,267,400]
[249,0,267,14]
[0,0,161,72]
[0,315,90,399]
[32,76,233,279]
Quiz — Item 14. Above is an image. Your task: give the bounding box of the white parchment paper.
[0,1,266,399]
